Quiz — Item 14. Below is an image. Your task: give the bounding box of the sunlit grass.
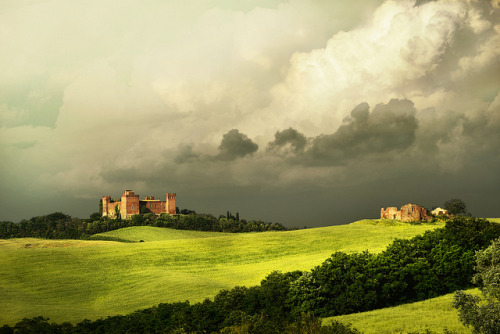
[324,289,480,334]
[0,220,443,325]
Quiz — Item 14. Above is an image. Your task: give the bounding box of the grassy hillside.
[0,220,442,325]
[324,289,480,334]
[96,225,234,241]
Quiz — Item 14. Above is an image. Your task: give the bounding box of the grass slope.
[0,220,442,325]
[324,289,480,334]
[96,225,234,242]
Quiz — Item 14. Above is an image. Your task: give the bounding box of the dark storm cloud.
[304,99,418,165]
[3,0,500,226]
[175,145,200,164]
[215,129,259,161]
[416,108,467,154]
[414,0,438,6]
[267,127,307,154]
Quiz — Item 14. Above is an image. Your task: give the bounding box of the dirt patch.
[20,241,106,248]
[21,242,73,248]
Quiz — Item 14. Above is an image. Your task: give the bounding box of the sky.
[1,0,500,227]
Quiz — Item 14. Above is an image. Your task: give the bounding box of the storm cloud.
[267,127,307,154]
[305,99,418,165]
[216,129,259,161]
[1,0,500,225]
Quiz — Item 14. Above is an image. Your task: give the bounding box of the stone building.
[380,203,432,222]
[431,207,449,216]
[102,190,176,219]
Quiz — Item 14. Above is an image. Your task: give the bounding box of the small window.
[131,205,134,210]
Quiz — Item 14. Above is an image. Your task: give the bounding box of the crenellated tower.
[166,193,176,214]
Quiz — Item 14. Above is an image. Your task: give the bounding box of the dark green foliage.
[0,213,82,239]
[220,312,360,334]
[443,198,469,216]
[9,317,72,334]
[114,204,120,220]
[453,237,500,334]
[289,252,378,316]
[178,208,196,215]
[0,211,288,240]
[1,309,355,334]
[288,216,500,317]
[139,204,152,214]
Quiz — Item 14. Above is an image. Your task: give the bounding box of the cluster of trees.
[0,212,85,240]
[2,216,499,333]
[443,198,470,216]
[287,216,500,317]
[0,211,288,240]
[127,212,288,233]
[453,237,500,333]
[0,310,359,334]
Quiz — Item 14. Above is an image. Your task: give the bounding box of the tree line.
[0,211,288,240]
[2,216,499,333]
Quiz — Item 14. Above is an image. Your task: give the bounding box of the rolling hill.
[323,289,480,333]
[0,220,443,325]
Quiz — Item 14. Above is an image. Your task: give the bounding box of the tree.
[114,204,121,220]
[139,205,152,214]
[444,198,469,216]
[453,237,500,333]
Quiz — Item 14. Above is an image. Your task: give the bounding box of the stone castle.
[102,190,176,219]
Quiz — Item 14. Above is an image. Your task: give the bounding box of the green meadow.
[0,220,443,325]
[324,289,480,333]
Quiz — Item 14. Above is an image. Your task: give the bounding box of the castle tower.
[166,193,176,214]
[121,190,140,219]
[102,196,111,216]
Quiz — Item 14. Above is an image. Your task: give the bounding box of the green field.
[324,289,480,333]
[0,220,443,325]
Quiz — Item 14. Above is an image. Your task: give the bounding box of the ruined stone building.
[380,203,432,222]
[102,190,176,219]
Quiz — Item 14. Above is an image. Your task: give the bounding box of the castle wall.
[381,207,400,220]
[102,199,121,218]
[400,204,429,222]
[143,200,166,215]
[102,195,120,218]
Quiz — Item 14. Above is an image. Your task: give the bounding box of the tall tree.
[453,237,500,333]
[443,198,469,216]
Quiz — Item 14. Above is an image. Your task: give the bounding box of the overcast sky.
[1,0,499,226]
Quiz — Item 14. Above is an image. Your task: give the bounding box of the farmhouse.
[380,203,432,222]
[431,207,449,216]
[102,190,176,219]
